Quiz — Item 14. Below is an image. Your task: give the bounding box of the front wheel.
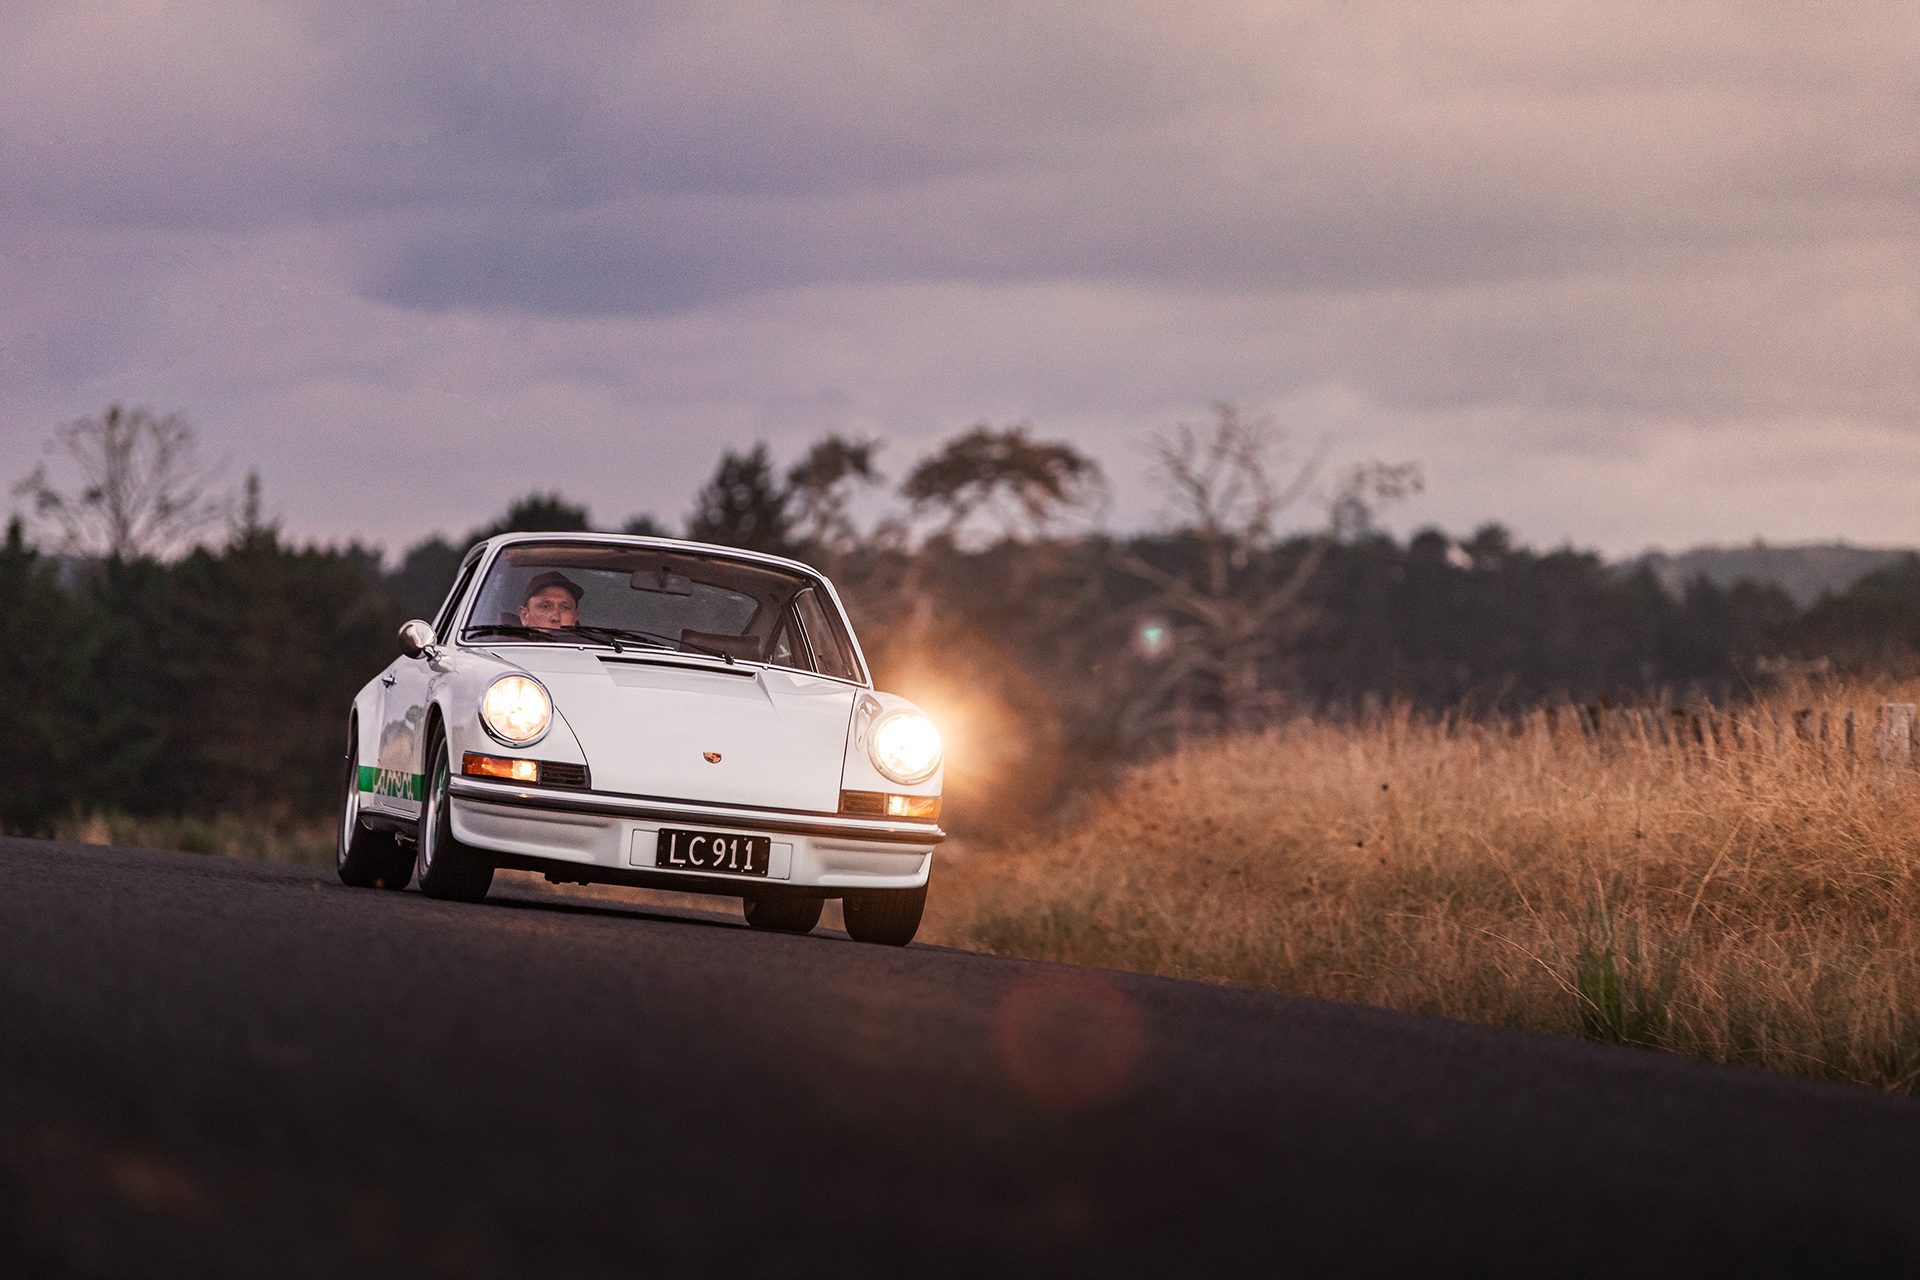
[416,733,493,903]
[842,881,927,947]
[338,723,415,890]
[743,895,824,934]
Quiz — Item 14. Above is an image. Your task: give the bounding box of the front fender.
[429,665,591,778]
[349,678,381,753]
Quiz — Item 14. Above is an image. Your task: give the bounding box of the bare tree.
[13,405,228,559]
[1328,459,1425,541]
[1113,402,1419,743]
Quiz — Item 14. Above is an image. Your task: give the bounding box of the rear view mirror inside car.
[631,567,695,595]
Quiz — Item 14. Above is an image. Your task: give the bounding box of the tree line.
[6,403,1920,836]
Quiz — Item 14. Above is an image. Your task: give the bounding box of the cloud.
[320,2,1917,318]
[1,1,1915,557]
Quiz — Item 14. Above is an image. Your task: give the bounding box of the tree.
[1112,402,1418,742]
[391,536,463,622]
[0,520,112,830]
[901,424,1104,546]
[168,519,400,814]
[686,445,796,555]
[875,426,1105,653]
[1788,554,1920,671]
[466,492,592,543]
[1461,522,1514,572]
[1328,460,1425,542]
[13,405,228,559]
[388,492,596,621]
[786,435,883,568]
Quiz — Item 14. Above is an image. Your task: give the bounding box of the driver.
[519,571,583,630]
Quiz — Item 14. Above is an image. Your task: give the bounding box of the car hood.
[500,647,858,812]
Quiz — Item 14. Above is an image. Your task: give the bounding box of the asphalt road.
[4,838,1920,1278]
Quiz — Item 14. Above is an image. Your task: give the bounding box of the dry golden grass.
[921,685,1920,1092]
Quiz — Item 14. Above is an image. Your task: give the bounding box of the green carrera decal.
[357,765,424,802]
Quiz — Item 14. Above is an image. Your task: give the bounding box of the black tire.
[415,730,494,903]
[842,880,927,947]
[743,894,824,934]
[338,722,416,890]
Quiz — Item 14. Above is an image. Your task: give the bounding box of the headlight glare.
[481,674,552,746]
[870,711,941,784]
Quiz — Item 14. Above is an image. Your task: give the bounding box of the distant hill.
[1632,542,1913,607]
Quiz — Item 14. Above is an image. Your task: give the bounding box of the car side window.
[432,560,481,640]
[767,615,803,670]
[792,589,861,682]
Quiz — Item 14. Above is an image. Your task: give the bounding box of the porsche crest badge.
[702,751,723,764]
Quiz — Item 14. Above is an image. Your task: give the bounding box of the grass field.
[921,686,1920,1092]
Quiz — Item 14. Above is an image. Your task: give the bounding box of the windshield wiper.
[463,621,737,664]
[463,624,562,643]
[557,624,736,665]
[548,623,637,654]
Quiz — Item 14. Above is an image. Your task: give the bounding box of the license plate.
[655,828,771,877]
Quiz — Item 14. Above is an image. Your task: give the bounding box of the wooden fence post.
[1794,709,1815,745]
[1874,703,1915,784]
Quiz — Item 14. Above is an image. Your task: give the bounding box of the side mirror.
[398,619,438,659]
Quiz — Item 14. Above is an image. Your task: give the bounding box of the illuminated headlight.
[481,674,552,746]
[870,711,941,784]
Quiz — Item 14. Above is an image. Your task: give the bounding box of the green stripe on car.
[358,764,424,801]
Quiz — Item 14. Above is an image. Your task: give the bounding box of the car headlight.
[870,711,941,784]
[481,674,552,746]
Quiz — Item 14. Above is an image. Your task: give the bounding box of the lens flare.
[993,972,1144,1111]
[481,675,551,745]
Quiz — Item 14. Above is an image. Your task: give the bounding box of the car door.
[371,552,482,824]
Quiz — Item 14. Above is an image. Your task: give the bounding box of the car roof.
[462,531,829,579]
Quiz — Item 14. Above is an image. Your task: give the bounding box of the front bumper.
[446,776,940,893]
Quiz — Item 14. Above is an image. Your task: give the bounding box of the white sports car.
[338,532,944,945]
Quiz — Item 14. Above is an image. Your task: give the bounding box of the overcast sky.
[3,1,1915,557]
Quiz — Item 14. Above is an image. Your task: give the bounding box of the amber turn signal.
[463,752,539,782]
[885,793,941,820]
[840,790,940,821]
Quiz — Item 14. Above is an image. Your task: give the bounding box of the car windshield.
[461,541,865,683]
